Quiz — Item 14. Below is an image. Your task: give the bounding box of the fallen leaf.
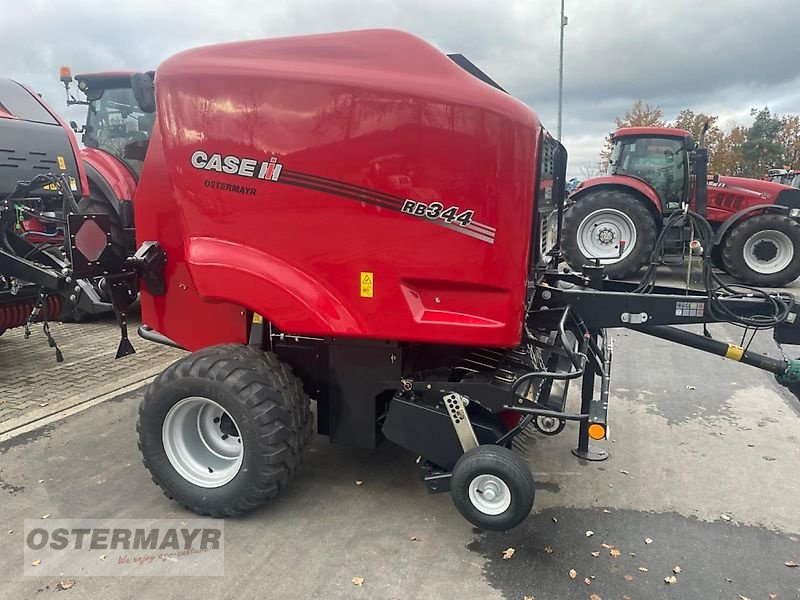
[544,546,554,554]
[601,543,613,549]
[602,509,611,513]
[502,547,515,560]
[738,595,750,600]
[623,596,631,600]
[57,580,75,591]
[629,553,636,557]
[664,575,677,584]
[623,575,635,581]
[644,537,653,544]
[38,480,45,483]
[7,530,12,535]
[638,567,648,572]
[351,577,364,586]
[584,577,592,585]
[585,530,594,537]
[619,470,629,475]
[524,597,535,600]
[590,595,603,600]
[785,560,799,567]
[770,594,777,599]
[99,554,106,561]
[31,560,41,567]
[610,548,621,558]
[568,568,577,580]
[673,565,681,574]
[552,517,558,523]
[409,536,419,542]
[355,480,363,486]
[720,513,732,521]
[39,402,49,407]
[686,385,695,390]
[591,551,600,557]
[41,514,50,520]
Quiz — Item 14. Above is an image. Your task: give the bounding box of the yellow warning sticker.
[68,176,78,191]
[57,156,66,170]
[252,313,263,324]
[360,272,374,298]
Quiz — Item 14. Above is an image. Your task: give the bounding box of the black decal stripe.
[279,178,403,213]
[278,171,495,244]
[283,169,407,207]
[284,169,496,236]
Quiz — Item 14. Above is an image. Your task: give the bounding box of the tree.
[711,126,747,176]
[778,114,800,169]
[672,109,722,156]
[600,100,666,163]
[741,107,783,177]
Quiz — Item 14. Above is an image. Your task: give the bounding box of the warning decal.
[57,156,66,170]
[360,272,374,298]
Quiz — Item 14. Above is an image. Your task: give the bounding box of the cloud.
[1,0,798,176]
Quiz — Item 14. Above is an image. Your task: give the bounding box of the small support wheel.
[450,445,535,531]
[533,415,566,436]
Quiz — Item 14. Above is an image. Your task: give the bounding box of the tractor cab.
[60,69,155,178]
[608,127,696,212]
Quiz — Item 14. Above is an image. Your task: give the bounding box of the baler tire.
[721,214,800,287]
[450,445,535,531]
[561,190,657,279]
[137,344,312,517]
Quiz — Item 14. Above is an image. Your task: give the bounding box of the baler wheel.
[450,445,535,531]
[533,415,566,436]
[137,344,312,517]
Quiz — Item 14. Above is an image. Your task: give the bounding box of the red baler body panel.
[135,30,541,351]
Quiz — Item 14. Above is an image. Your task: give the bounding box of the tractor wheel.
[721,214,800,287]
[561,190,658,279]
[450,445,535,531]
[137,344,312,517]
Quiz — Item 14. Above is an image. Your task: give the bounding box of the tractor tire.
[450,445,535,531]
[137,344,312,517]
[720,214,800,287]
[561,190,657,279]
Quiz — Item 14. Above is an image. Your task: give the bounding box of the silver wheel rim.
[743,230,794,275]
[468,474,512,515]
[576,208,638,264]
[536,415,560,433]
[162,397,244,488]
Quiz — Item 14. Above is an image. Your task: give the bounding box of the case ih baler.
[7,30,800,530]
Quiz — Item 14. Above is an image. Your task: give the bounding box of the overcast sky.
[2,0,798,176]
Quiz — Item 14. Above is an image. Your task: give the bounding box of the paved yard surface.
[1,320,799,599]
[0,315,184,436]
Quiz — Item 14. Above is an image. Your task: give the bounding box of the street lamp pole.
[557,0,567,141]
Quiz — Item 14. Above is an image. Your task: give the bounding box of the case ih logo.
[191,150,282,181]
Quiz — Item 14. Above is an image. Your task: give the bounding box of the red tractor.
[9,31,800,530]
[58,68,155,246]
[562,127,800,287]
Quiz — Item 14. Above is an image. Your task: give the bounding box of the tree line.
[599,100,800,179]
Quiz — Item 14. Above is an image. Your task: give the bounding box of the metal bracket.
[620,312,648,324]
[443,392,478,452]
